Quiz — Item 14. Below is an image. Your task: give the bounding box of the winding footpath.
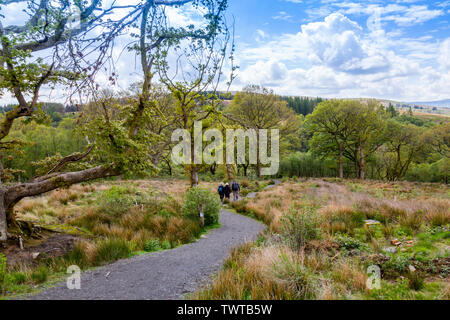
[26,208,264,300]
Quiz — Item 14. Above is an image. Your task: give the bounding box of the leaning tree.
[0,0,231,241]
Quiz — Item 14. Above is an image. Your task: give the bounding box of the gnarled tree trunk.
[0,165,119,241]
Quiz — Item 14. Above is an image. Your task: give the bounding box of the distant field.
[397,109,450,122]
[413,112,450,122]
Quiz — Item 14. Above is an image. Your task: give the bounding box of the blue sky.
[1,0,449,103]
[226,0,450,101]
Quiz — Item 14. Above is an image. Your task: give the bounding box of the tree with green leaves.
[376,120,425,181]
[228,85,298,177]
[306,100,355,178]
[0,0,231,240]
[386,102,398,118]
[346,100,386,179]
[131,0,232,187]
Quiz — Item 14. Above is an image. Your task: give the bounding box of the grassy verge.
[0,179,220,298]
[194,178,450,300]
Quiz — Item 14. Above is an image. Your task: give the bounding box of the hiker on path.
[218,182,225,203]
[224,182,231,200]
[231,181,240,201]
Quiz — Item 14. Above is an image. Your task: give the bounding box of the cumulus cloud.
[299,13,390,73]
[235,12,449,101]
[239,60,288,85]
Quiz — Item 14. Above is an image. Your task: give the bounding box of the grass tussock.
[197,178,449,300]
[3,179,220,297]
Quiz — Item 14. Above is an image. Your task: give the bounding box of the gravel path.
[26,209,264,300]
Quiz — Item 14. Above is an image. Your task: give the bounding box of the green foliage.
[281,207,321,250]
[335,234,369,252]
[405,158,449,183]
[368,279,413,300]
[31,266,49,284]
[99,186,137,214]
[80,97,157,177]
[282,96,323,116]
[280,152,337,178]
[143,239,161,252]
[161,240,172,250]
[10,272,27,285]
[2,118,87,180]
[0,254,7,292]
[98,185,157,216]
[182,187,221,226]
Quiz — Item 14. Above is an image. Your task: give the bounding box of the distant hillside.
[407,99,450,108]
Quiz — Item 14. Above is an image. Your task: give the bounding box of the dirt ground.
[1,232,78,268]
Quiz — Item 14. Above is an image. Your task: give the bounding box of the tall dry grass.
[240,179,449,235]
[195,244,319,300]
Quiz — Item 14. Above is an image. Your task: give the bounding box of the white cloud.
[439,38,450,69]
[272,11,293,21]
[239,60,288,85]
[313,2,444,27]
[384,5,443,26]
[235,12,449,101]
[255,29,267,42]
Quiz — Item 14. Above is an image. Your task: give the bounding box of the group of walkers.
[218,181,240,203]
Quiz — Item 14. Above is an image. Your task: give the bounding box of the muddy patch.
[1,233,79,267]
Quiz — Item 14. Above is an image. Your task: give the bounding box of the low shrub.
[240,189,249,197]
[400,211,423,233]
[144,239,160,252]
[161,240,171,250]
[182,187,221,226]
[240,179,251,188]
[335,234,369,252]
[98,185,137,215]
[65,241,93,268]
[281,207,320,250]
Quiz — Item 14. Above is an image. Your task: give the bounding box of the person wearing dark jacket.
[223,183,231,200]
[231,181,240,201]
[218,182,225,203]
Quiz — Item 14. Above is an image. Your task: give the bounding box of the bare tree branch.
[46,145,95,175]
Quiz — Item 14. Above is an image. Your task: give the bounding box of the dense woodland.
[2,93,448,184]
